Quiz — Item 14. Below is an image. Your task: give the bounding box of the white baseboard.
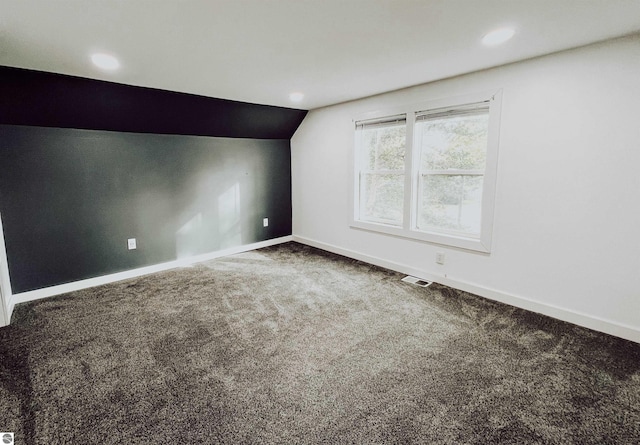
[7,233,639,344]
[293,235,640,344]
[8,236,293,314]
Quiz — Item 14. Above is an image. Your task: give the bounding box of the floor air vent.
[401,276,433,287]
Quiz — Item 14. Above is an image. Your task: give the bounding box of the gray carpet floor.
[1,242,639,444]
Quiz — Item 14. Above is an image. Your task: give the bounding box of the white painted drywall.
[0,213,12,327]
[291,35,640,341]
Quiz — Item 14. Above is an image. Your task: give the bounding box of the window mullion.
[408,112,421,232]
[413,123,425,232]
[402,113,415,231]
[353,128,363,223]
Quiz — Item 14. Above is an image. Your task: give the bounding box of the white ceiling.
[2,0,640,110]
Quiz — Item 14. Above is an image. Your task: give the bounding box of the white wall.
[0,213,11,327]
[291,35,640,342]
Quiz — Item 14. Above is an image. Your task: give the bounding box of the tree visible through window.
[416,109,489,236]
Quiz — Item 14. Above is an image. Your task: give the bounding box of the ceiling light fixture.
[482,27,515,46]
[91,53,120,70]
[289,92,304,103]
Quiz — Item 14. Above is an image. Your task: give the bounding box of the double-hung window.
[355,115,407,227]
[351,90,502,252]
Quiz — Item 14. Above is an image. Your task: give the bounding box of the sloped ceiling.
[0,66,307,138]
[1,0,640,109]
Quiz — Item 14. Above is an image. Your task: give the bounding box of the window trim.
[349,89,503,253]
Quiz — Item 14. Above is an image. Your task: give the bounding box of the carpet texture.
[1,242,639,444]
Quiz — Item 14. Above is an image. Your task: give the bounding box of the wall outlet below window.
[128,238,137,250]
[435,252,445,265]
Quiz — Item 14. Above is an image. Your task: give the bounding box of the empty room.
[1,1,640,443]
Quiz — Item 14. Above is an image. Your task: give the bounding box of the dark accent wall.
[0,66,305,294]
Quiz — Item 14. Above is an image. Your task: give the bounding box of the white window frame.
[350,89,502,253]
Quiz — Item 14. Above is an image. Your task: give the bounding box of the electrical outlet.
[263,218,269,227]
[435,252,445,265]
[127,238,137,250]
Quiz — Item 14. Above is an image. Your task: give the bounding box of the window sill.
[350,220,491,253]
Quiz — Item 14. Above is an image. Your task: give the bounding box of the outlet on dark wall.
[0,66,304,294]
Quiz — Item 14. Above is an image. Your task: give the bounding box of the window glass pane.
[418,175,483,235]
[360,172,404,226]
[361,124,406,171]
[418,112,489,171]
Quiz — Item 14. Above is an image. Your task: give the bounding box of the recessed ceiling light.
[482,27,515,46]
[91,53,120,70]
[289,92,304,103]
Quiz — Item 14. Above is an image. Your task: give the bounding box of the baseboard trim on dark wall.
[292,235,640,344]
[3,235,293,326]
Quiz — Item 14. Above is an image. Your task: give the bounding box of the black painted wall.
[0,66,305,293]
[0,66,307,139]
